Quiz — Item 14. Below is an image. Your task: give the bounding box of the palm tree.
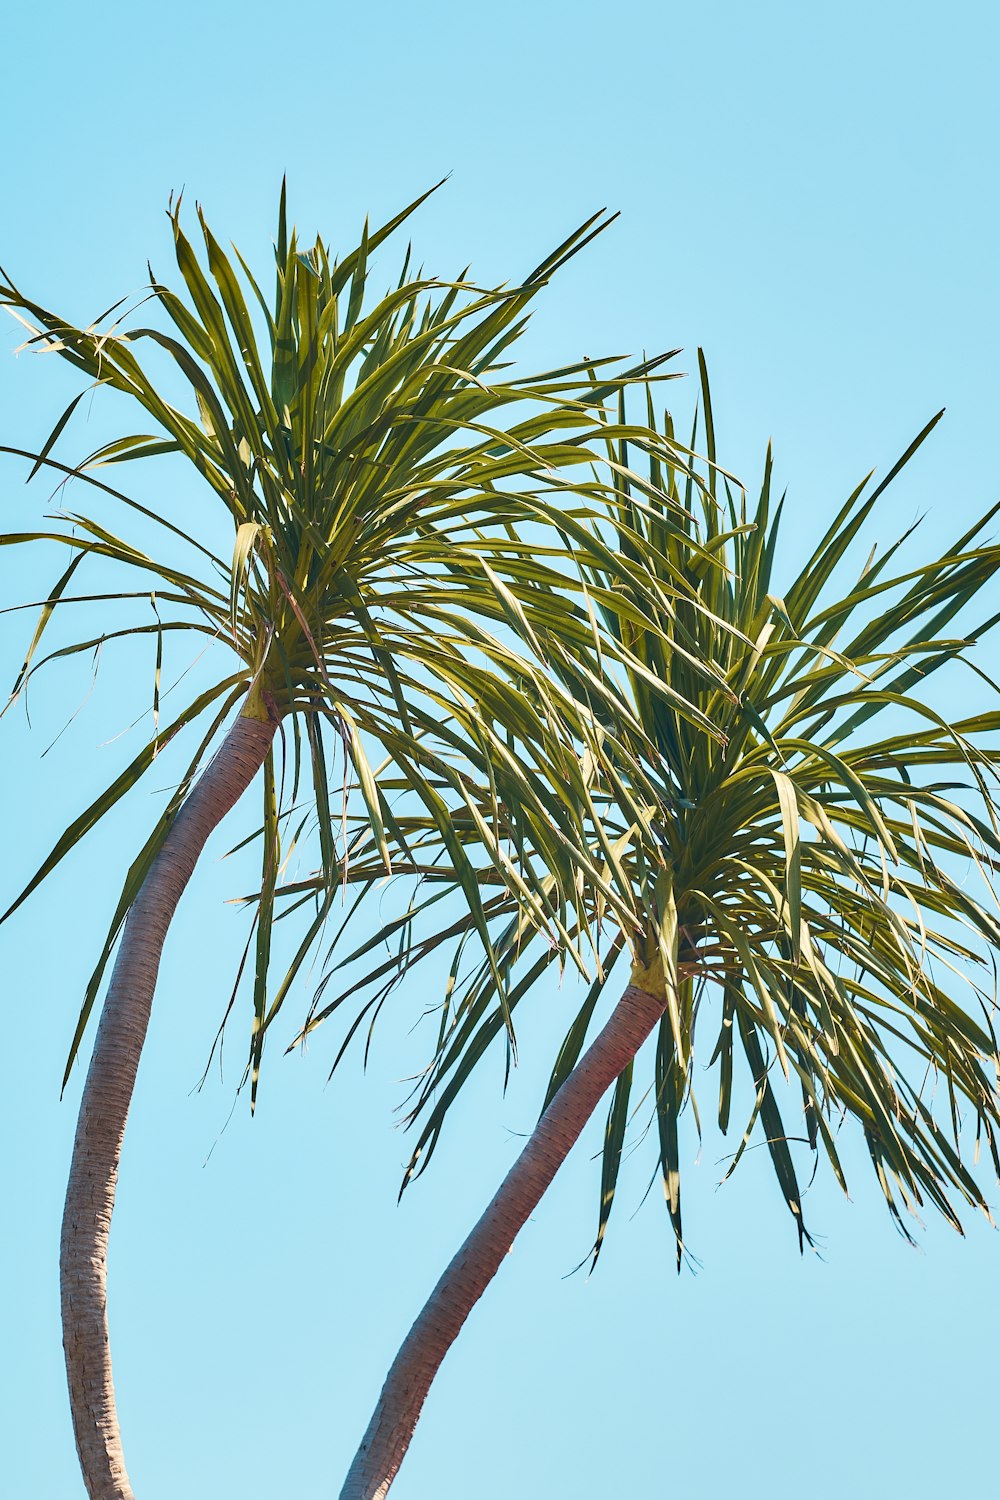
[329,367,1000,1498]
[0,190,720,1500]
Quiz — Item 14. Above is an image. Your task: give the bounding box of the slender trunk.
[60,707,277,1500]
[340,980,668,1500]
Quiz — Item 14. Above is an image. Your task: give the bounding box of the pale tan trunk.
[340,981,667,1500]
[60,709,276,1500]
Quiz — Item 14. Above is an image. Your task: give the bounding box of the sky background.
[2,2,999,1496]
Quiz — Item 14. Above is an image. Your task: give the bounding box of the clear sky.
[2,2,999,1496]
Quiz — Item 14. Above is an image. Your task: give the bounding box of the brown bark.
[60,708,276,1500]
[340,980,668,1500]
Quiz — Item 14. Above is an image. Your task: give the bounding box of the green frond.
[327,359,1000,1260]
[1,189,719,1097]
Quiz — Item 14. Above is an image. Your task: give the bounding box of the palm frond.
[1,190,721,1097]
[319,360,1000,1259]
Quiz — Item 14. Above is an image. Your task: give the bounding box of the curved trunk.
[60,708,277,1500]
[340,981,667,1500]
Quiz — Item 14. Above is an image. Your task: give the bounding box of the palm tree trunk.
[340,980,668,1500]
[60,706,277,1500]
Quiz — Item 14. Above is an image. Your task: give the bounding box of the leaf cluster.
[0,187,725,1108]
[326,360,1000,1262]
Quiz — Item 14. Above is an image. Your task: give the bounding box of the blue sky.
[2,2,999,1496]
